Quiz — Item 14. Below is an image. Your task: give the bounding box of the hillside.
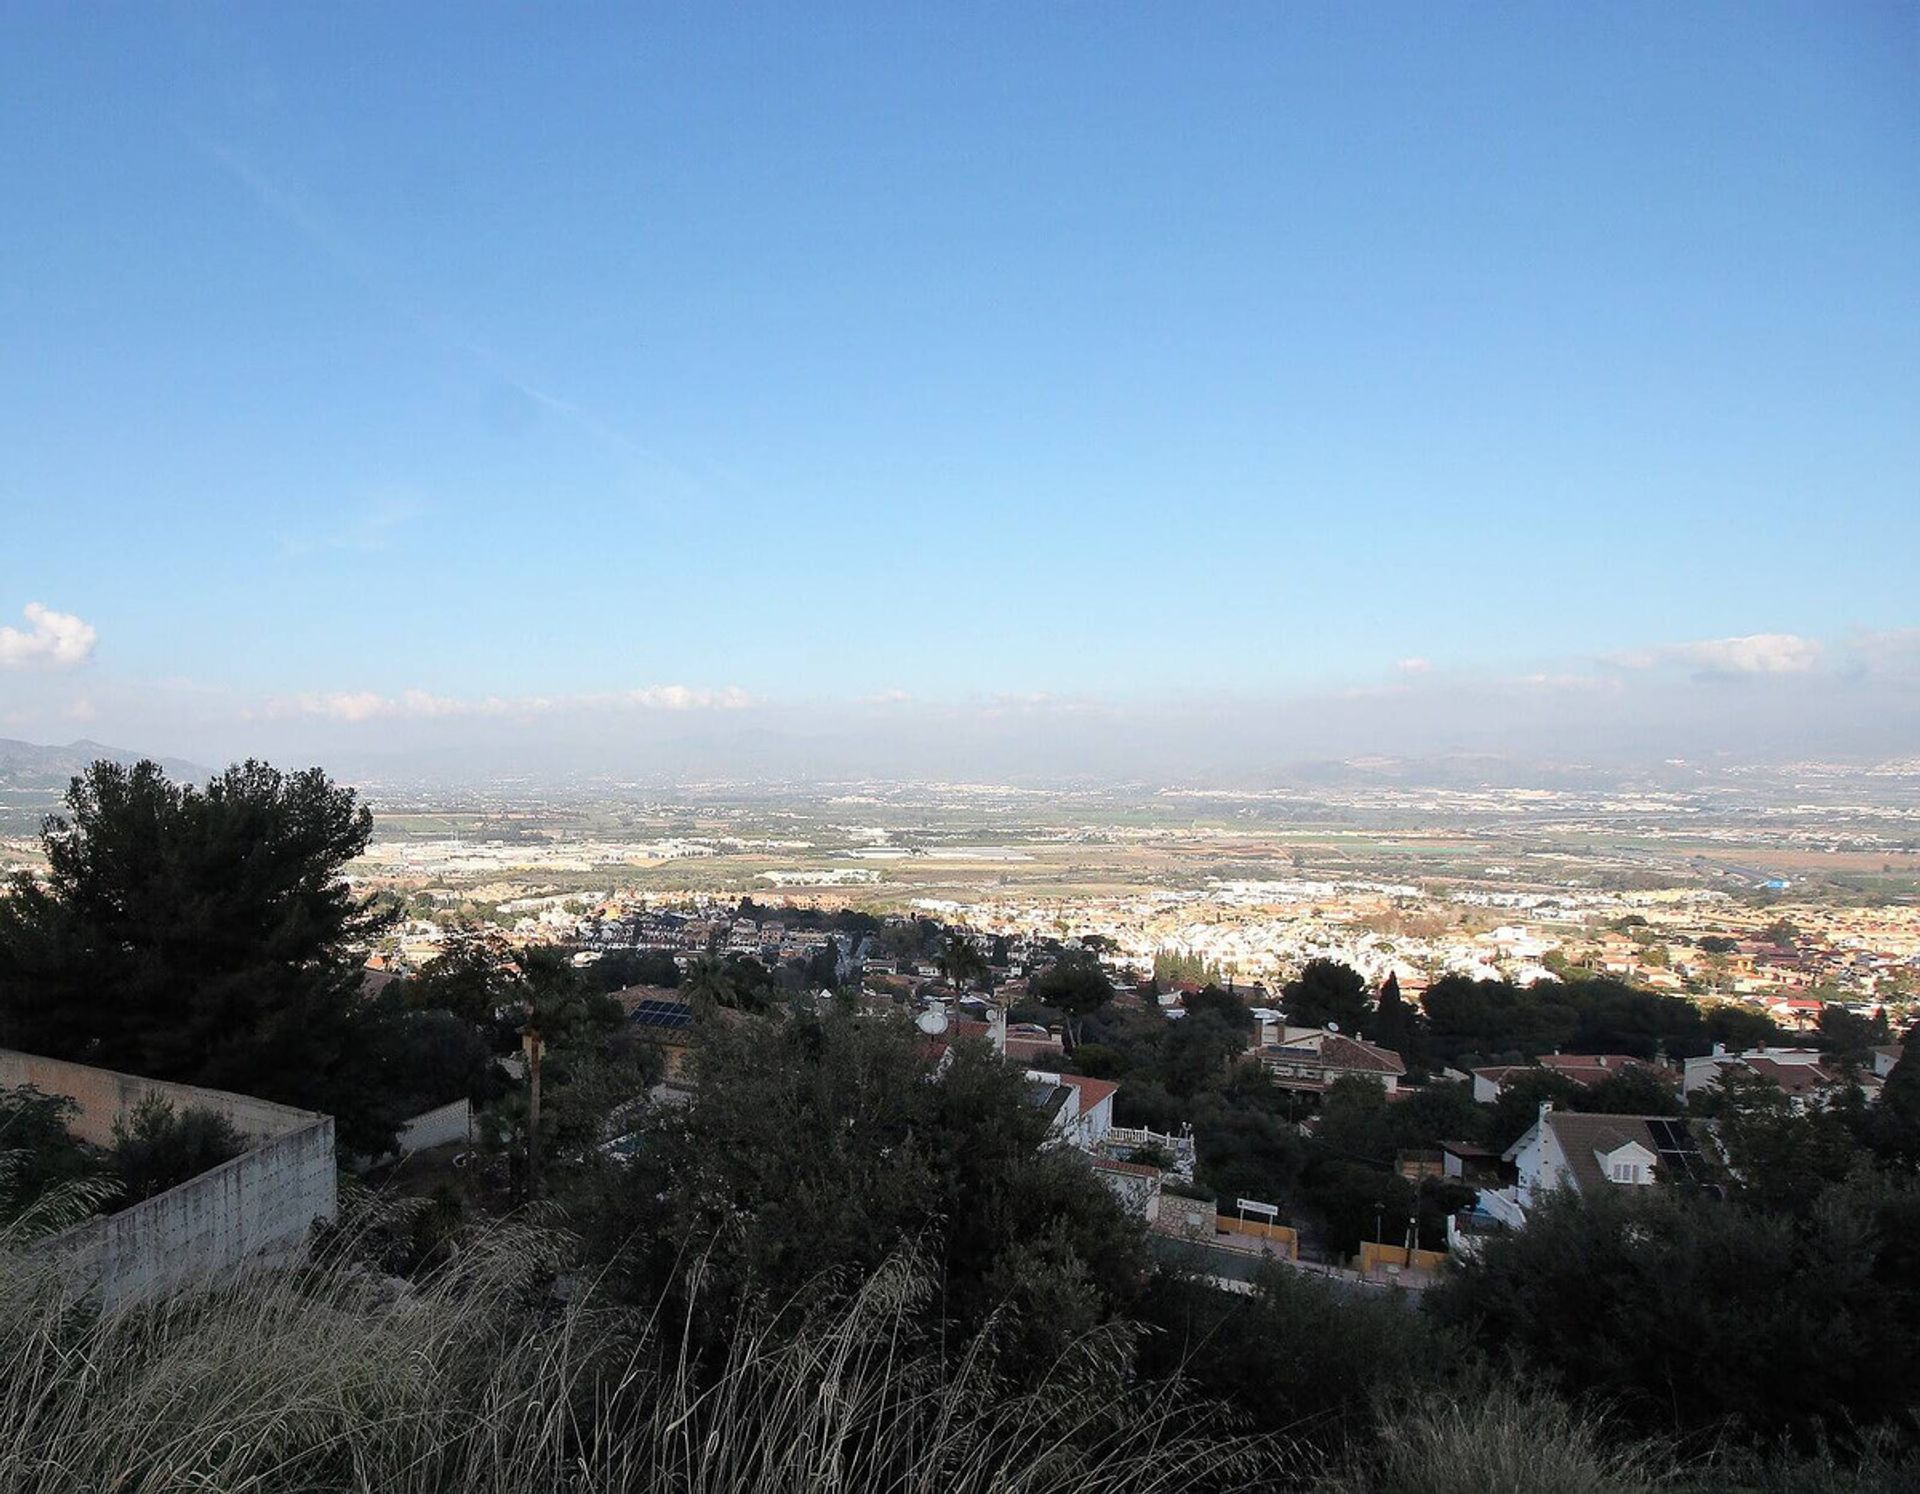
[0,739,206,793]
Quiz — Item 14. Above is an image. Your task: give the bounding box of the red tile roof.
[1539,1054,1652,1084]
[1319,1033,1407,1076]
[1091,1156,1161,1178]
[1058,1074,1119,1111]
[1742,1056,1839,1095]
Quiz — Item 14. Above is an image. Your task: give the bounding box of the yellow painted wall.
[1355,1240,1448,1275]
[1218,1217,1299,1259]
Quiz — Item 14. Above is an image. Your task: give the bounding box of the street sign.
[1235,1198,1279,1219]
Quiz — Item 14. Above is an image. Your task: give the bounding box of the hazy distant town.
[300,760,1920,1024]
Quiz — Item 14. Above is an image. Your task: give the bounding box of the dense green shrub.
[108,1095,245,1206]
[1139,1261,1461,1460]
[1429,1177,1920,1445]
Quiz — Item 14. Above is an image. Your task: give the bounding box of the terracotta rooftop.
[1742,1055,1840,1095]
[1058,1073,1119,1112]
[1091,1156,1161,1179]
[1539,1054,1659,1085]
[1317,1032,1407,1076]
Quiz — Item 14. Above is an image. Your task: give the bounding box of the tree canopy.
[1422,972,1718,1066]
[1431,1174,1920,1444]
[1029,949,1114,1041]
[1280,959,1370,1033]
[0,759,405,1152]
[578,1004,1144,1383]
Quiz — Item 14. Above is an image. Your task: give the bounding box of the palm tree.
[939,936,987,992]
[682,954,735,1014]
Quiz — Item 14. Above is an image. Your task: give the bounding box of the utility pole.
[522,1025,544,1203]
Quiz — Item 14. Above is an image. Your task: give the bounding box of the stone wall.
[1,1049,336,1308]
[1156,1192,1218,1240]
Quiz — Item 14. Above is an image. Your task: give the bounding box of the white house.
[1684,1044,1877,1111]
[1025,1071,1118,1150]
[1478,1103,1701,1229]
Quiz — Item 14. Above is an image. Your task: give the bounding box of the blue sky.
[1,4,1915,774]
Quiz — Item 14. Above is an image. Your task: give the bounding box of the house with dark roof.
[1256,1026,1406,1096]
[1478,1102,1708,1229]
[619,989,697,1087]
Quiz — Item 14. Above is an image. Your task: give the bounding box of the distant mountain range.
[0,738,207,792]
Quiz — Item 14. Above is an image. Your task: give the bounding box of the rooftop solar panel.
[1646,1118,1712,1184]
[630,999,694,1032]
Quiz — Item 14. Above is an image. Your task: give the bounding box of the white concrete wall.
[47,1117,336,1308]
[395,1097,471,1154]
[1,1048,337,1308]
[0,1050,318,1147]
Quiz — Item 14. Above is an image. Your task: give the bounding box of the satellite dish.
[1326,1021,1341,1033]
[917,1009,950,1036]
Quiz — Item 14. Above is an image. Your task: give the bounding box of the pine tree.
[1369,971,1412,1055]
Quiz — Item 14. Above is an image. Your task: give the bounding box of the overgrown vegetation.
[4,757,1917,1490]
[108,1096,245,1207]
[0,1214,1284,1494]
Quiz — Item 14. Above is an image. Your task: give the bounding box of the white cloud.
[1612,633,1822,678]
[0,602,98,669]
[278,691,392,722]
[1510,672,1621,694]
[1337,683,1412,701]
[619,685,752,711]
[264,684,753,722]
[1396,657,1432,675]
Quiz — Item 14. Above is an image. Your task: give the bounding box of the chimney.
[1538,1099,1554,1125]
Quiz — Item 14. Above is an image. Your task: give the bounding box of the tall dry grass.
[12,1179,1905,1494]
[0,1205,1286,1494]
[1329,1384,1672,1494]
